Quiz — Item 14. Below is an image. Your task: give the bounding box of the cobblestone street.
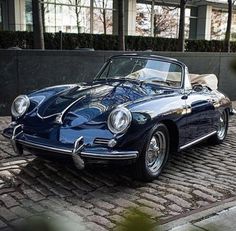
[0,104,236,230]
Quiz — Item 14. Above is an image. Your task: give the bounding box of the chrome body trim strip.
[37,95,86,121]
[80,151,138,160]
[179,131,217,150]
[12,136,137,160]
[16,139,72,155]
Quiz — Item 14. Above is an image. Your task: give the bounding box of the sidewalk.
[171,206,236,231]
[160,197,236,231]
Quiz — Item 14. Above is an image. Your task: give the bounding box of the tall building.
[0,0,235,40]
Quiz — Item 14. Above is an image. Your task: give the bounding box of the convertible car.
[2,54,235,181]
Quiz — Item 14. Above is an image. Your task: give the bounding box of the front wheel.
[133,123,170,181]
[208,110,228,145]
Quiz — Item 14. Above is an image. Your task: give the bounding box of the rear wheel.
[208,110,228,145]
[133,123,170,181]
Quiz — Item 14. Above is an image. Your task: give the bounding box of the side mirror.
[193,84,204,92]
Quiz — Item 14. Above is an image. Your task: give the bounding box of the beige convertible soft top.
[189,74,218,90]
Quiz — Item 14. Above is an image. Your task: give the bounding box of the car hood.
[23,81,179,130]
[26,81,149,127]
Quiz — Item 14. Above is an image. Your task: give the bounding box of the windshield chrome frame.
[94,55,189,90]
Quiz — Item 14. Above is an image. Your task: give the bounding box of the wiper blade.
[149,80,170,86]
[113,76,141,85]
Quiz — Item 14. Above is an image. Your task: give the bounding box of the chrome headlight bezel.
[108,107,132,134]
[11,95,30,118]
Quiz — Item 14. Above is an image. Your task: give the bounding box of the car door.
[184,87,216,144]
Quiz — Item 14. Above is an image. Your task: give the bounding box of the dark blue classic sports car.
[3,54,235,181]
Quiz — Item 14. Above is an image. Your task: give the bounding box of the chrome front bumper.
[2,124,138,164]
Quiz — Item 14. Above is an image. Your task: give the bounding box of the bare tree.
[94,0,112,34]
[32,0,45,49]
[225,0,236,52]
[178,0,188,52]
[136,4,151,36]
[74,0,82,33]
[211,10,225,40]
[153,7,179,37]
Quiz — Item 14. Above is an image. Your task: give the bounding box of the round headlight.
[108,107,132,134]
[11,95,30,118]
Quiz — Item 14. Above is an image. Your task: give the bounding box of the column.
[112,0,118,35]
[7,0,25,31]
[124,0,136,36]
[14,0,25,31]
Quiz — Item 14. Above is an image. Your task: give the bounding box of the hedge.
[0,31,235,52]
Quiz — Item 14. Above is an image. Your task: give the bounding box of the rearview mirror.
[193,84,203,92]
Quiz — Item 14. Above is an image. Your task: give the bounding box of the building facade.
[0,0,235,40]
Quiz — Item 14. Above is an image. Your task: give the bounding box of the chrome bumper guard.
[10,124,23,155]
[231,108,236,115]
[7,126,138,164]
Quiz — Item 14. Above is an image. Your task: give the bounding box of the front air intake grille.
[94,138,110,146]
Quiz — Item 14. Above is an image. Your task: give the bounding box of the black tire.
[133,123,170,182]
[208,110,228,145]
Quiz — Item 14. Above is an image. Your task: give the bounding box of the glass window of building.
[136,2,190,38]
[24,0,113,34]
[93,0,113,34]
[210,9,236,41]
[44,0,91,33]
[25,0,33,31]
[211,9,227,40]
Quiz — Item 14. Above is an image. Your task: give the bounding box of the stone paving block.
[10,206,31,218]
[22,188,45,202]
[87,215,115,229]
[85,221,109,231]
[0,219,7,229]
[140,193,167,204]
[0,194,19,208]
[90,199,115,210]
[70,206,94,217]
[165,194,192,208]
[192,190,217,203]
[0,115,236,230]
[0,206,18,221]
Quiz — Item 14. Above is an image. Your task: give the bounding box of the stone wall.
[0,50,236,115]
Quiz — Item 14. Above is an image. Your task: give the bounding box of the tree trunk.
[178,0,186,52]
[76,7,80,33]
[32,0,45,49]
[118,0,125,50]
[41,0,45,33]
[225,0,232,52]
[103,8,107,34]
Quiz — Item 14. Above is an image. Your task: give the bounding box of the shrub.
[1,31,236,52]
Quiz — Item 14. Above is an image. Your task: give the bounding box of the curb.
[159,196,236,230]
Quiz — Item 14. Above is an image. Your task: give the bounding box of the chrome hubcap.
[217,112,226,139]
[146,131,166,174]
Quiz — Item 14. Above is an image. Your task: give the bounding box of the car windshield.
[97,57,183,87]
